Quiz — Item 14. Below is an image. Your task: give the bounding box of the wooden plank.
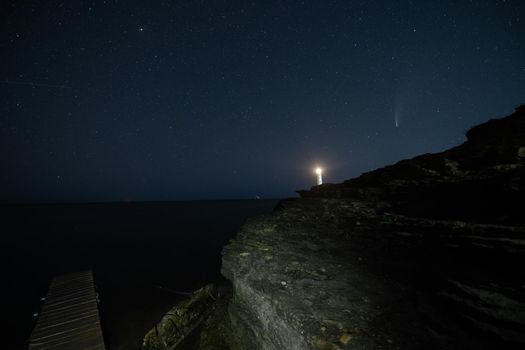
[29,270,106,350]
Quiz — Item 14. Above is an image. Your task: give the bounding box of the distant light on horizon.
[315,167,323,185]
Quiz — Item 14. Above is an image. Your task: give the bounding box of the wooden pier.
[28,270,106,350]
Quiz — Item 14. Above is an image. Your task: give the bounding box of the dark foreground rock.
[146,106,525,349]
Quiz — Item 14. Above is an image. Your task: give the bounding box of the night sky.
[1,1,524,202]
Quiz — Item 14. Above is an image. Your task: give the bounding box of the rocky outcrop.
[221,106,525,349]
[143,285,223,350]
[143,106,525,349]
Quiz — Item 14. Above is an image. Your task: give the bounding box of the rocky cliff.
[221,106,525,349]
[144,106,525,349]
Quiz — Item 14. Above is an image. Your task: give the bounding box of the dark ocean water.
[1,199,279,350]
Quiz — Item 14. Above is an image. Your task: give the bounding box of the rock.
[299,105,525,226]
[142,284,222,350]
[221,106,525,349]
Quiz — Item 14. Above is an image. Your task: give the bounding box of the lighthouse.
[315,167,323,185]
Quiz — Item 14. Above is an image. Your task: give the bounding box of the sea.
[1,199,279,350]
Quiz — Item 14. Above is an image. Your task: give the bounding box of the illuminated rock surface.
[221,106,525,349]
[146,106,525,349]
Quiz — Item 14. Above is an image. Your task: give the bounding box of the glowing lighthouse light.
[315,167,323,185]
